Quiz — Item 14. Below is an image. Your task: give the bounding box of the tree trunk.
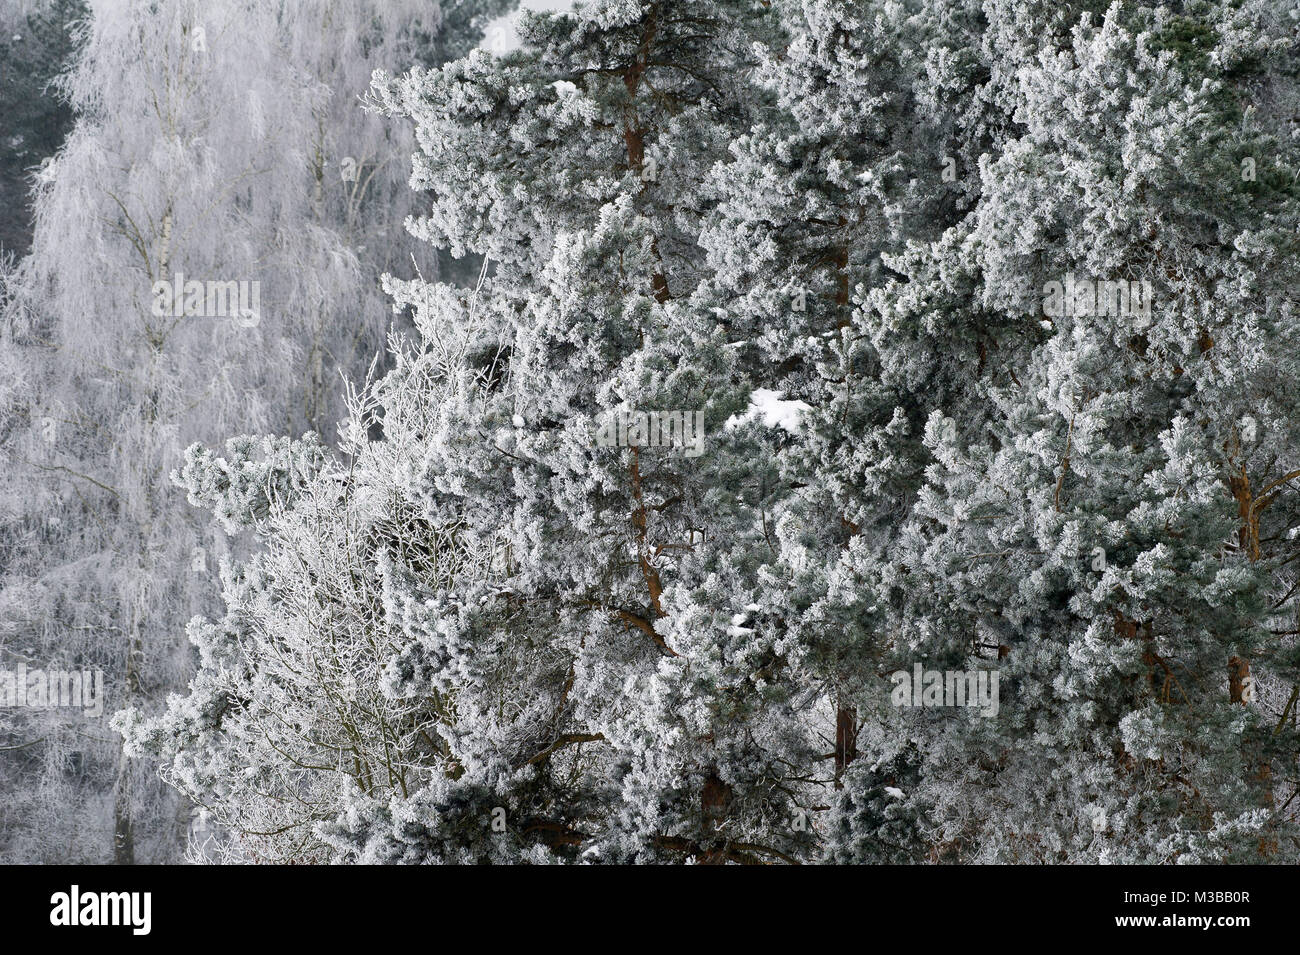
[834,705,857,788]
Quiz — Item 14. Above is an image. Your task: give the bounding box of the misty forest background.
[2,0,1300,864]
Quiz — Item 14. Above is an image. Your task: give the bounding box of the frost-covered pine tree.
[692,0,1032,861]
[697,0,934,850]
[128,0,844,863]
[863,0,1300,862]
